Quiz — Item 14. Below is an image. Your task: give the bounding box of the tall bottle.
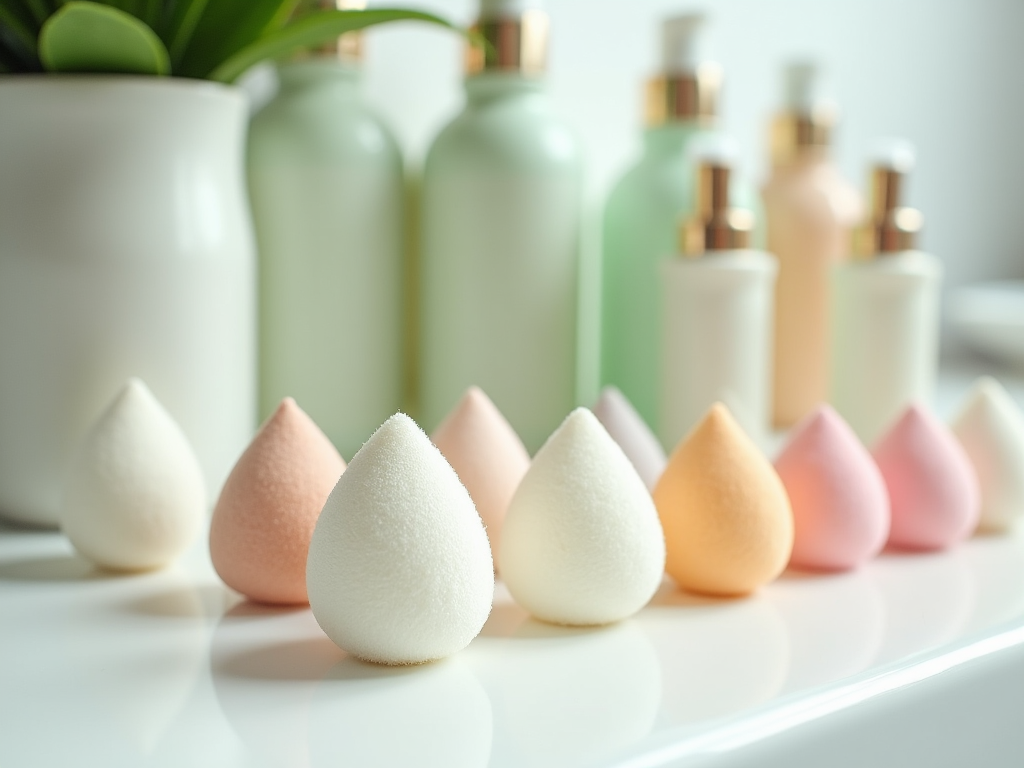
[831,141,942,445]
[660,143,778,449]
[419,0,583,452]
[247,4,404,459]
[762,62,861,429]
[602,14,759,432]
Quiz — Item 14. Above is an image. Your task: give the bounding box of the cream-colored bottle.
[762,63,861,428]
[831,142,942,445]
[660,143,778,449]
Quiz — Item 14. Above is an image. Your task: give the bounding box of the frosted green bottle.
[419,1,583,452]
[602,14,758,431]
[247,40,403,458]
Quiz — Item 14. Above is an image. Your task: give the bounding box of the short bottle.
[762,62,861,429]
[602,14,759,431]
[419,0,583,452]
[247,8,404,459]
[830,141,942,445]
[660,142,778,448]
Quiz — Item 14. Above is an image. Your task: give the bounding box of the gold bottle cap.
[465,7,549,76]
[770,62,835,163]
[680,141,755,255]
[853,140,923,258]
[646,14,720,126]
[314,0,367,63]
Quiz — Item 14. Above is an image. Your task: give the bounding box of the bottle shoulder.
[762,162,862,225]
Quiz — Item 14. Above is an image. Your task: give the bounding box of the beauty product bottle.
[660,142,778,448]
[247,2,403,459]
[602,14,760,431]
[831,141,941,446]
[419,0,583,452]
[762,62,861,429]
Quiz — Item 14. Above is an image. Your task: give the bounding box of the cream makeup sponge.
[775,406,889,571]
[653,403,793,596]
[307,414,494,665]
[499,408,666,626]
[874,404,980,551]
[431,386,530,562]
[952,377,1024,533]
[61,378,205,571]
[210,398,345,605]
[592,386,667,491]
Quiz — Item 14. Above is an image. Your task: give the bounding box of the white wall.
[360,0,1024,293]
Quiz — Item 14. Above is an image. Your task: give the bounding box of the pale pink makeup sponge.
[592,386,667,491]
[872,404,980,551]
[775,405,889,571]
[431,387,530,562]
[210,398,346,605]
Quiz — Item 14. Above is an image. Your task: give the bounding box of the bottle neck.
[642,121,708,156]
[463,71,547,106]
[276,59,361,91]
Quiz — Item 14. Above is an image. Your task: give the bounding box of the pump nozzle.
[854,138,923,257]
[771,60,837,162]
[645,12,721,126]
[680,137,755,255]
[466,0,547,75]
[661,13,705,74]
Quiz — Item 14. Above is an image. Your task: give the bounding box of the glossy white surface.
[949,281,1024,369]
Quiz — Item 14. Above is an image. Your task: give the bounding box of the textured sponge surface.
[210,398,345,605]
[500,408,666,626]
[307,414,494,665]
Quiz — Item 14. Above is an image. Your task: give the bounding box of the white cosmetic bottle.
[830,141,941,445]
[418,0,583,453]
[660,142,778,448]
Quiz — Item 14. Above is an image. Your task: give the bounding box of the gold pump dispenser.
[770,62,835,164]
[681,151,755,255]
[313,0,367,62]
[853,143,923,258]
[646,13,721,126]
[465,2,549,76]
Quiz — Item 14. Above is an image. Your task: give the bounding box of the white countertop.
[3,356,1024,767]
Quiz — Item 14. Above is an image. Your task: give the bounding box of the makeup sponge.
[431,386,530,563]
[592,387,667,491]
[61,378,205,571]
[952,378,1024,533]
[210,398,345,605]
[307,414,494,665]
[873,404,980,550]
[653,403,793,596]
[499,408,666,626]
[775,406,889,571]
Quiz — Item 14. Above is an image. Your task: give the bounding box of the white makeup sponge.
[592,387,667,491]
[306,414,494,665]
[951,377,1024,533]
[61,378,206,571]
[500,408,666,625]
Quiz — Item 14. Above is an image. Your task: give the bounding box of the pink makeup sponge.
[775,406,889,571]
[592,386,667,491]
[431,387,530,563]
[873,404,980,551]
[210,398,345,605]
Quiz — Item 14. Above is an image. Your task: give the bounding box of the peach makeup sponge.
[499,408,666,626]
[952,378,1024,533]
[61,379,205,571]
[210,398,345,605]
[431,386,530,562]
[873,404,980,551]
[592,386,667,491]
[653,403,793,596]
[775,406,889,571]
[306,414,494,665]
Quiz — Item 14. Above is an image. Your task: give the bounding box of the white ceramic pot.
[0,76,257,527]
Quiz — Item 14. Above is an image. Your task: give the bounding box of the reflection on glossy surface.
[474,589,660,768]
[964,531,1024,633]
[643,582,789,724]
[773,569,884,693]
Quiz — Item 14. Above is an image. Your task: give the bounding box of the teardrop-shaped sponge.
[653,403,793,596]
[431,386,530,563]
[307,414,494,665]
[775,405,889,571]
[592,386,667,491]
[210,398,345,605]
[499,408,666,626]
[951,378,1024,533]
[873,404,980,550]
[61,378,205,571]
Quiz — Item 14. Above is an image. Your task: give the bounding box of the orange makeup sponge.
[653,403,793,596]
[210,398,345,605]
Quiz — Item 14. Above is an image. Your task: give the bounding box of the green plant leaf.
[163,0,208,68]
[209,8,456,84]
[0,2,39,50]
[38,1,170,74]
[174,0,294,79]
